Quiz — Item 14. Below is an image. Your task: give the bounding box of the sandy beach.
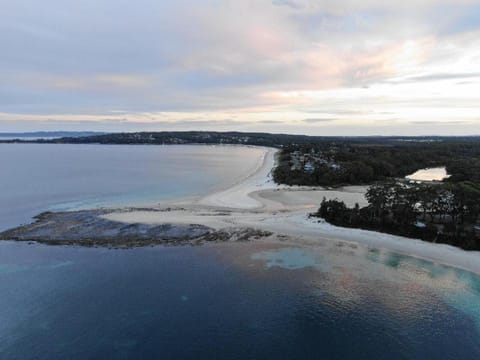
[102,146,480,274]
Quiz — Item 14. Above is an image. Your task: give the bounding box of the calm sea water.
[1,144,479,359]
[0,241,479,359]
[0,144,265,230]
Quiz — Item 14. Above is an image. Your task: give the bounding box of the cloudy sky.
[1,0,479,135]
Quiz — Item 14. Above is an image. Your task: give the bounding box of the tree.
[365,181,397,222]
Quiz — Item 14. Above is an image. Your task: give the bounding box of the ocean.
[0,144,265,231]
[0,144,479,359]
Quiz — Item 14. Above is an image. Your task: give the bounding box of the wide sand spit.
[103,146,480,274]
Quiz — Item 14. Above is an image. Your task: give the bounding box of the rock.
[0,208,272,248]
[0,209,211,247]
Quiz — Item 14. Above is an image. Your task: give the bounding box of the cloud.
[390,72,480,83]
[272,0,305,10]
[303,118,336,123]
[408,120,477,125]
[272,0,479,14]
[0,0,479,135]
[257,120,286,124]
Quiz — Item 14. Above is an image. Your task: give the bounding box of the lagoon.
[406,167,451,182]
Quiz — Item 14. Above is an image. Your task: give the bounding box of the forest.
[312,181,480,250]
[293,139,480,250]
[273,140,480,186]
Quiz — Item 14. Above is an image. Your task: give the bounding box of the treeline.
[1,131,315,147]
[313,181,480,250]
[3,131,479,152]
[4,131,362,148]
[273,141,480,186]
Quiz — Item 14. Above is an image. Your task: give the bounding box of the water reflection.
[0,241,479,359]
[250,241,480,333]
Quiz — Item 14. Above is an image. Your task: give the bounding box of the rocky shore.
[0,208,272,248]
[2,146,480,275]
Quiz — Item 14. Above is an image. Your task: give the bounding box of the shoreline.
[107,146,480,274]
[195,146,279,210]
[2,145,480,274]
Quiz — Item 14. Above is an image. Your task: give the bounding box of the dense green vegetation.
[313,181,480,250]
[273,140,480,186]
[263,136,480,250]
[299,137,480,250]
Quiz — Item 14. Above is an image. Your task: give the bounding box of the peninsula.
[2,145,480,275]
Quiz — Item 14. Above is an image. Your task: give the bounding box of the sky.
[1,0,479,135]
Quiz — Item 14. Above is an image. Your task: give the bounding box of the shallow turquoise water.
[251,245,480,334]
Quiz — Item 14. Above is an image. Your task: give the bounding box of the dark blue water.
[1,241,479,359]
[1,144,480,358]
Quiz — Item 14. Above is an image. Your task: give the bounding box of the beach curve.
[102,146,480,275]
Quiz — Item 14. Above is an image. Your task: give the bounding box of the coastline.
[196,146,279,209]
[2,145,480,274]
[104,146,480,274]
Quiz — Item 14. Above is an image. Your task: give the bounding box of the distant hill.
[1,131,479,148]
[49,131,480,148]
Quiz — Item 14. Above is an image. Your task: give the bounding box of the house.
[304,163,315,173]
